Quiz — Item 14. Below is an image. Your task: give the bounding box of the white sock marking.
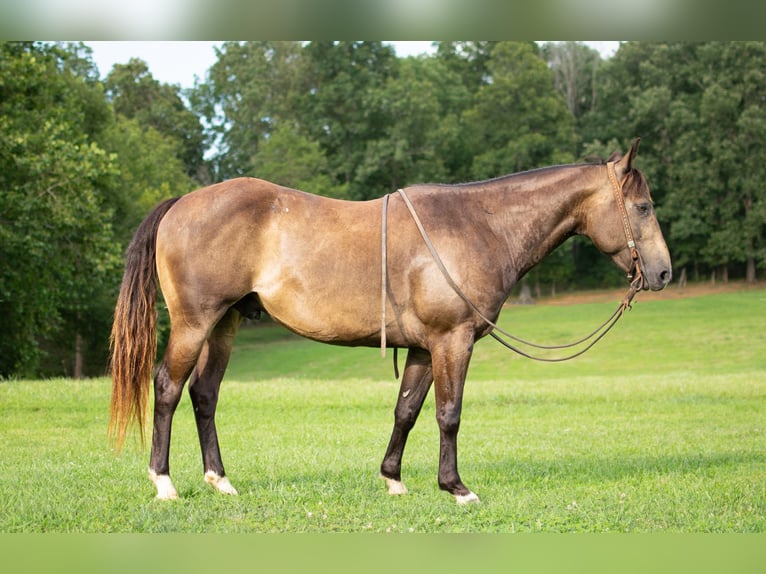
[204,470,239,495]
[381,475,408,495]
[454,491,480,504]
[148,469,178,500]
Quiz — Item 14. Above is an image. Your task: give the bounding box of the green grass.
[1,288,764,532]
[227,287,766,381]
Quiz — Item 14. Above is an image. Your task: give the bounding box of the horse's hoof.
[454,491,480,504]
[205,470,239,495]
[149,469,178,500]
[380,474,408,495]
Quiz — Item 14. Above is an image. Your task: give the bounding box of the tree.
[252,123,347,198]
[301,41,399,199]
[100,115,197,245]
[542,42,602,121]
[0,42,121,376]
[190,41,306,181]
[464,41,576,179]
[100,57,203,368]
[736,104,766,281]
[439,42,584,295]
[694,42,766,282]
[105,58,207,183]
[0,42,203,378]
[353,55,470,194]
[435,41,496,93]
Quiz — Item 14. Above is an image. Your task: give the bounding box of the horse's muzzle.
[644,266,672,291]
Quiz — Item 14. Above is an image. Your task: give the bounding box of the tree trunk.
[518,282,535,305]
[746,257,756,283]
[74,333,84,379]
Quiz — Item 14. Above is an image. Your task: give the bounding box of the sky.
[87,41,619,89]
[87,41,439,88]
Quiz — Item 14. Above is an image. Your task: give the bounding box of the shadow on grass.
[174,449,764,502]
[474,449,766,486]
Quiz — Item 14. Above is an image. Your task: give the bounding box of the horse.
[109,138,671,503]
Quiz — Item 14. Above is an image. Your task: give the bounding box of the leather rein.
[380,161,644,365]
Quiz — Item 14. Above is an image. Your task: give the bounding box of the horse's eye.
[635,203,652,216]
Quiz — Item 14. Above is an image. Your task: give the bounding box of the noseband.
[379,163,646,365]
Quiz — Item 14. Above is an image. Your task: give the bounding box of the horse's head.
[584,138,672,291]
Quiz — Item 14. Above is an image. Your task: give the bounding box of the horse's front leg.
[431,329,480,504]
[380,347,433,495]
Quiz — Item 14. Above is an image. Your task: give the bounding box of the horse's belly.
[256,281,380,345]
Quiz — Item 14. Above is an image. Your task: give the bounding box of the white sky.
[88,41,222,88]
[87,41,619,89]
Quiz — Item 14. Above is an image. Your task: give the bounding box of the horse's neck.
[463,164,599,281]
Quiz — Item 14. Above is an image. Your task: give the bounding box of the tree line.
[1,40,764,378]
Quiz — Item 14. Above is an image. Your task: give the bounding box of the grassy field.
[1,285,764,533]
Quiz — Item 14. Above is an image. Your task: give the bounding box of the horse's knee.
[435,404,462,435]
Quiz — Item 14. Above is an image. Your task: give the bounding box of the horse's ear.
[616,137,641,172]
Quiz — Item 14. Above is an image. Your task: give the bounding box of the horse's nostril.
[660,269,671,284]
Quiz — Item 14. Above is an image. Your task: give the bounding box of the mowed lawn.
[1,285,764,532]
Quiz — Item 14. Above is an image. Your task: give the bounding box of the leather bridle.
[379,161,645,365]
[606,160,644,294]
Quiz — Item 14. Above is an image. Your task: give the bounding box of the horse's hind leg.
[149,324,210,500]
[380,348,433,495]
[188,308,240,495]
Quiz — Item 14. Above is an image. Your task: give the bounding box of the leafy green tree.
[435,41,495,93]
[190,41,306,181]
[0,42,121,376]
[100,115,197,245]
[252,123,347,198]
[104,58,207,183]
[353,55,470,193]
[463,41,576,179]
[100,55,204,366]
[693,42,766,282]
[300,41,399,199]
[459,41,580,292]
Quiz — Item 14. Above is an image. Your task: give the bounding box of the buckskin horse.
[110,138,671,503]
